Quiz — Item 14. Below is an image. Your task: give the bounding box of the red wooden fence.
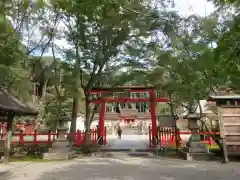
[0,128,107,146]
[148,126,220,148]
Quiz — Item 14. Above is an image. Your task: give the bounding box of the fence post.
[170,128,174,143]
[1,126,4,139]
[176,128,181,148]
[148,126,151,147]
[48,130,51,145]
[104,127,107,145]
[84,130,87,144]
[33,130,37,145]
[157,126,160,145]
[209,136,213,146]
[19,130,24,144]
[163,128,166,145]
[167,128,170,143]
[89,129,92,144]
[76,130,80,146]
[95,128,97,144]
[174,128,178,151]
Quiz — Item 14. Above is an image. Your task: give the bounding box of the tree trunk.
[168,94,179,150]
[84,95,92,145]
[41,80,48,100]
[198,100,204,140]
[54,98,62,131]
[70,95,79,146]
[3,112,14,164]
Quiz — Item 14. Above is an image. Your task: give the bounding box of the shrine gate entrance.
[88,86,169,145]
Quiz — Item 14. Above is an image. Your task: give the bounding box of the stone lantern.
[186,113,201,144]
[180,112,210,160]
[56,116,70,141]
[43,116,75,160]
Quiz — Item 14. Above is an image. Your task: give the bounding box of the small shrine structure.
[207,95,240,163]
[0,88,38,163]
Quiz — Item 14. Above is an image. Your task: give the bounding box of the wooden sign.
[0,116,7,122]
[158,115,175,127]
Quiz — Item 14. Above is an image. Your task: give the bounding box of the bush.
[10,145,50,157]
[205,144,220,150]
[77,144,100,154]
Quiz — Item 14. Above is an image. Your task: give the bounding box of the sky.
[174,0,215,17]
[44,0,215,57]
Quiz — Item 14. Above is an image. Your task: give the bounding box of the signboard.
[120,109,138,116]
[158,115,176,127]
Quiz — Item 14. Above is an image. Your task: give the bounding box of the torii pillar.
[98,101,106,145]
[149,89,158,145]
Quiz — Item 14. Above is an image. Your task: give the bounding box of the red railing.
[0,128,107,146]
[148,126,220,147]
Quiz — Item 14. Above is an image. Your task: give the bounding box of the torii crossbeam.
[88,86,170,145]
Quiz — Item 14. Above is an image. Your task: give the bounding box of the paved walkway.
[107,134,149,149]
[1,156,240,180]
[0,162,32,175]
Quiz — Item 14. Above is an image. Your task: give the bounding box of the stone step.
[94,151,153,158]
[99,148,155,152]
[178,150,215,161]
[48,147,70,153]
[188,142,206,148]
[183,147,209,153]
[43,151,76,160]
[128,152,153,157]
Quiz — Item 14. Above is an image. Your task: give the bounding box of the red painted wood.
[149,90,157,140]
[0,128,106,146]
[99,102,106,137]
[148,127,220,148]
[89,97,169,103]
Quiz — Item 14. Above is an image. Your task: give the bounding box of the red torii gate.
[88,86,170,145]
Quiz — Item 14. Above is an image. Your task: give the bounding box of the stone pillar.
[43,117,75,160]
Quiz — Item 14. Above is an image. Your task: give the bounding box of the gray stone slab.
[183,147,209,153]
[43,151,76,160]
[178,150,215,161]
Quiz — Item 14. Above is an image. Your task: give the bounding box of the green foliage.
[132,9,240,113]
[213,15,240,89]
[0,32,23,66]
[1,0,239,134]
[210,0,239,6]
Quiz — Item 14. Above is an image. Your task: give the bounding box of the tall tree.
[54,0,177,142]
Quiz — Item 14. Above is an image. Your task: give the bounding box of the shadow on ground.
[1,156,240,180]
[35,158,240,180]
[0,172,15,180]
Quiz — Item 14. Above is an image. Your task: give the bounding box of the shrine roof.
[207,95,240,101]
[91,85,155,91]
[0,88,38,116]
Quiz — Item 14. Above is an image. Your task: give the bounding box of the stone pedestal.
[179,113,215,161]
[185,131,209,152]
[43,130,76,160]
[179,139,214,161]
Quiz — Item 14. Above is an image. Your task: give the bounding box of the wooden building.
[0,88,38,163]
[208,95,240,162]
